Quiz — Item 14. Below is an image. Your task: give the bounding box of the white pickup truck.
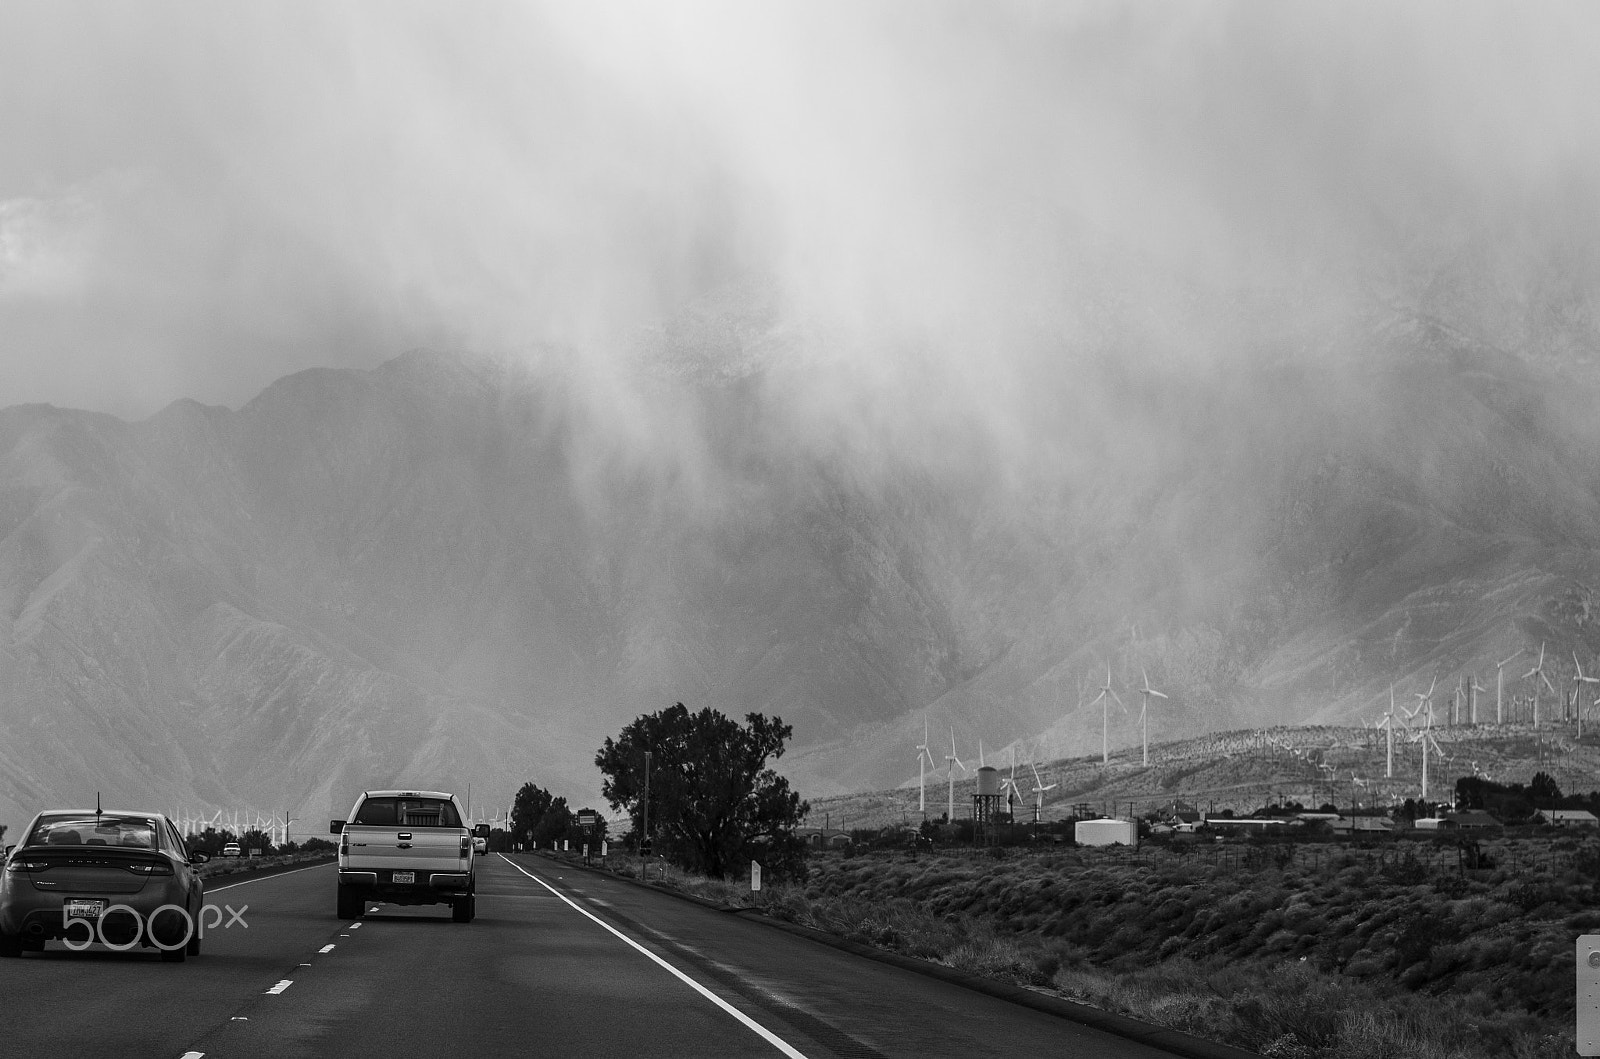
[330,790,476,922]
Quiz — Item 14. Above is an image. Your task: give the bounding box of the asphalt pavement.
[0,855,1258,1059]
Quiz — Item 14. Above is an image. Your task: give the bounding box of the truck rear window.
[353,798,462,828]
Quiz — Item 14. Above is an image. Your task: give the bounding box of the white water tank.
[976,766,1000,797]
[1075,818,1138,847]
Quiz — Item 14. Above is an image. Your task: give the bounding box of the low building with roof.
[1537,809,1598,828]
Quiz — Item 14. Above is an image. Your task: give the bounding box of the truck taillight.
[340,833,349,855]
[459,836,471,856]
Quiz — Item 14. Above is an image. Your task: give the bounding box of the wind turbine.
[1495,649,1523,724]
[1410,673,1437,727]
[1376,685,1408,778]
[1522,642,1555,729]
[945,727,967,823]
[914,719,936,815]
[1000,747,1022,820]
[1089,662,1125,764]
[1027,762,1057,820]
[1136,668,1167,767]
[1411,713,1448,804]
[1468,674,1485,725]
[1576,653,1600,739]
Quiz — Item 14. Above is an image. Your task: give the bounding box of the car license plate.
[391,871,414,884]
[65,899,105,919]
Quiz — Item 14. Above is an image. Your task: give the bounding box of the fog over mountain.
[3,4,1600,828]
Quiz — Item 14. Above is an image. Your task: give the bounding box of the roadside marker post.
[1580,935,1600,1055]
[751,860,761,892]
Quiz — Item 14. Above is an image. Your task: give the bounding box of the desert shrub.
[1508,881,1549,913]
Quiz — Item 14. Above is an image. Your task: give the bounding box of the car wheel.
[185,922,201,957]
[21,937,45,953]
[0,930,22,958]
[452,895,473,923]
[160,945,187,962]
[336,885,365,920]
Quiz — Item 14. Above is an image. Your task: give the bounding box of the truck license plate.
[65,899,105,919]
[391,871,414,884]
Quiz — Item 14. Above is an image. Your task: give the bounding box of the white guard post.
[751,860,762,893]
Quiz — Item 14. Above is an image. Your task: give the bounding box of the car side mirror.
[3,844,13,858]
[329,820,345,834]
[189,850,211,864]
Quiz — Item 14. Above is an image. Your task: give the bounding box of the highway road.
[0,854,1241,1059]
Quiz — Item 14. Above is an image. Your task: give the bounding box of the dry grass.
[596,839,1591,1059]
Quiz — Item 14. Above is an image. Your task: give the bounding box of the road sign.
[1581,935,1600,1055]
[577,811,599,829]
[750,860,762,892]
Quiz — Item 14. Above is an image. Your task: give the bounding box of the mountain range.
[4,264,1600,836]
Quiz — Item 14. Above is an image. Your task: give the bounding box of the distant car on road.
[221,842,242,858]
[472,836,487,856]
[0,809,210,960]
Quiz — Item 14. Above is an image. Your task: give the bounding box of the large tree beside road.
[595,702,808,879]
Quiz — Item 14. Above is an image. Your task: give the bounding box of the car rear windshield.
[352,798,462,828]
[27,815,159,850]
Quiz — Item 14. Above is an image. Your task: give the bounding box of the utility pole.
[641,751,651,857]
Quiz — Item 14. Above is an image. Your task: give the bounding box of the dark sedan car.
[1,810,209,960]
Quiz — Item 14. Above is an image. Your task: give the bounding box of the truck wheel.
[337,885,365,920]
[452,895,473,923]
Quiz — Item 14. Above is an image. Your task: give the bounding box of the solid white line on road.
[206,862,331,892]
[319,944,335,953]
[496,855,811,1059]
[265,980,293,995]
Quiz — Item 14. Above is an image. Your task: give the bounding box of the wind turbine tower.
[1028,762,1057,822]
[945,727,967,823]
[1576,653,1599,739]
[915,719,936,815]
[1495,649,1523,725]
[1090,662,1124,765]
[1523,642,1554,729]
[1136,668,1167,767]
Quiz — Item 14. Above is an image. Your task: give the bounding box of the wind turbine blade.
[1150,689,1168,699]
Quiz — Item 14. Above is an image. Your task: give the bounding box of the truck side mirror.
[473,824,490,838]
[329,820,345,834]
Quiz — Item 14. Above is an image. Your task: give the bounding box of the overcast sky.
[2,1,1598,420]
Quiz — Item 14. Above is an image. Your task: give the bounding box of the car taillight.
[126,862,174,876]
[5,859,50,873]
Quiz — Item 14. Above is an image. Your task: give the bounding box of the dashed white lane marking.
[350,922,362,928]
[265,980,293,995]
[180,1051,205,1058]
[496,855,811,1059]
[319,944,336,953]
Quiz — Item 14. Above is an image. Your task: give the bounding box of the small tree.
[512,782,567,849]
[595,702,808,880]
